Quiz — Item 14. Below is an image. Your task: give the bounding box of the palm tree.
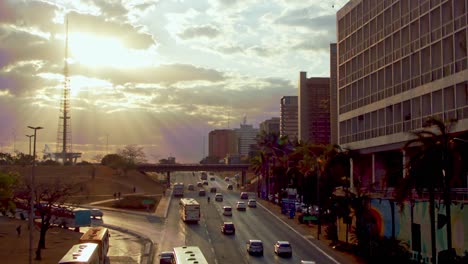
[398,117,458,263]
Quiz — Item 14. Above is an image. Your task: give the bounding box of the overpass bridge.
[137,163,251,186]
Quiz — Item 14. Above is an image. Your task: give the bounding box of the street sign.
[142,199,155,205]
[303,215,317,221]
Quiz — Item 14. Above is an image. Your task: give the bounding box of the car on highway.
[236,201,246,211]
[300,261,316,264]
[210,176,215,181]
[247,199,257,208]
[221,222,235,235]
[215,193,223,202]
[240,192,249,199]
[227,184,233,190]
[197,182,203,187]
[159,251,175,264]
[274,241,292,257]
[223,206,232,216]
[246,239,263,256]
[224,177,230,181]
[210,187,217,193]
[187,184,194,191]
[198,189,206,196]
[202,180,209,186]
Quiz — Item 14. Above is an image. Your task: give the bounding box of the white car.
[223,206,232,216]
[246,240,263,256]
[300,261,316,264]
[224,177,230,181]
[247,199,257,208]
[236,201,246,211]
[215,193,223,202]
[274,241,292,257]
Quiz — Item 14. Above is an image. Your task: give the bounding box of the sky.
[0,0,348,163]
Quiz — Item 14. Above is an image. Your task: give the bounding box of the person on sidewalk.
[16,225,21,237]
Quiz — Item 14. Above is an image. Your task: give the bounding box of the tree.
[398,117,459,263]
[0,171,19,215]
[15,180,79,260]
[118,145,147,165]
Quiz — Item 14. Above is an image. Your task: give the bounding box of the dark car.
[159,251,175,264]
[221,222,235,235]
[210,187,217,193]
[199,189,206,196]
[240,192,249,199]
[227,184,233,190]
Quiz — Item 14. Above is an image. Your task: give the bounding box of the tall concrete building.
[337,0,468,188]
[234,117,259,157]
[298,72,330,144]
[330,43,338,145]
[208,129,237,159]
[280,96,298,140]
[259,117,280,135]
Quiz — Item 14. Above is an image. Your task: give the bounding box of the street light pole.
[26,135,34,156]
[27,126,43,264]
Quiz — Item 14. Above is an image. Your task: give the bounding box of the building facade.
[298,72,330,144]
[208,129,237,159]
[337,0,468,261]
[259,117,280,135]
[330,43,339,145]
[280,96,299,140]
[235,121,259,157]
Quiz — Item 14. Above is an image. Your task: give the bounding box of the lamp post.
[26,135,34,156]
[27,126,43,264]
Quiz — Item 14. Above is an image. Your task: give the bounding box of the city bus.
[58,243,99,264]
[179,198,200,223]
[79,226,110,264]
[173,246,208,264]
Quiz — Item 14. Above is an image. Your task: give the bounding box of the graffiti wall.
[336,198,468,262]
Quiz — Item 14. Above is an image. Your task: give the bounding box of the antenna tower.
[55,16,81,164]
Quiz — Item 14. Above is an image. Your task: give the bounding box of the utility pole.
[27,126,43,264]
[26,135,34,156]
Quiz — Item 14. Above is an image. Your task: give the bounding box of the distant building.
[208,129,237,159]
[298,72,330,144]
[234,117,259,157]
[259,117,280,135]
[280,96,298,140]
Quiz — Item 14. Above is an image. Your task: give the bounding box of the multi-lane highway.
[156,172,343,264]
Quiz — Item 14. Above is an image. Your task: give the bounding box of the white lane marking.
[257,202,341,264]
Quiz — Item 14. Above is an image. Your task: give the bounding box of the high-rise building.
[259,117,280,135]
[337,0,468,189]
[280,96,298,140]
[330,43,338,145]
[208,129,237,159]
[298,72,330,144]
[234,117,259,157]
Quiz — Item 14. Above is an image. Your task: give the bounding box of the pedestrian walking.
[113,192,116,200]
[16,225,21,237]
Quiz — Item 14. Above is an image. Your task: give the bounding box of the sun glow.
[69,33,154,68]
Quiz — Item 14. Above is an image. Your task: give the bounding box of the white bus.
[173,182,184,197]
[173,246,208,264]
[58,243,99,264]
[179,198,200,222]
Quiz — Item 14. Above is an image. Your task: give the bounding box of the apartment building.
[208,129,237,159]
[259,117,280,135]
[330,43,339,145]
[298,72,330,145]
[280,96,299,140]
[337,0,468,188]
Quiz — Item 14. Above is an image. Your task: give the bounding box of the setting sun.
[69,33,154,68]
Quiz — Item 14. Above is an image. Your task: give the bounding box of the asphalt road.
[156,172,342,264]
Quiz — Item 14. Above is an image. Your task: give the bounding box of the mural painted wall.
[336,198,468,262]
